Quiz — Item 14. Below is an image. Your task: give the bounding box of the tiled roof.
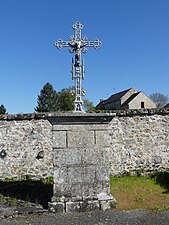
[103,88,131,105]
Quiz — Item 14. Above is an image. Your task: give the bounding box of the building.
[96,87,156,110]
[163,103,169,108]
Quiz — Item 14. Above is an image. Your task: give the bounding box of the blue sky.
[0,0,169,114]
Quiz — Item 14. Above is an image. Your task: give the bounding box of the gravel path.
[1,209,169,225]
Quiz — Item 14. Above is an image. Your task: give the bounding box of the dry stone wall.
[108,109,169,175]
[0,109,168,181]
[0,115,53,180]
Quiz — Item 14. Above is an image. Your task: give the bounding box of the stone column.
[48,113,116,213]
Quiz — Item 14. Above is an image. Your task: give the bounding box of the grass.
[1,173,169,211]
[110,173,169,211]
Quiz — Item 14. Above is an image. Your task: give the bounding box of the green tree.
[0,105,7,114]
[35,82,58,112]
[35,83,95,112]
[56,87,75,111]
[150,92,168,108]
[83,99,95,112]
[57,87,95,112]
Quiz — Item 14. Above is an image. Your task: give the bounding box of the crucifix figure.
[54,21,102,112]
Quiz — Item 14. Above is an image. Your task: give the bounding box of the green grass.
[1,174,169,211]
[110,174,169,211]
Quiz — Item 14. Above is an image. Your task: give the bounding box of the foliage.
[41,176,53,184]
[150,92,168,108]
[34,83,58,112]
[56,87,75,111]
[35,83,95,112]
[83,99,95,112]
[56,88,95,112]
[0,104,7,114]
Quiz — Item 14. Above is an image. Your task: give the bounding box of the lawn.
[110,173,169,211]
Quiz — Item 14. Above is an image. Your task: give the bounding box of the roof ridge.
[104,88,133,105]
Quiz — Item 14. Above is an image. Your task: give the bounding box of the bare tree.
[150,92,168,108]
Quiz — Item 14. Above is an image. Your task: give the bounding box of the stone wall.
[108,109,169,175]
[0,114,53,179]
[0,109,168,181]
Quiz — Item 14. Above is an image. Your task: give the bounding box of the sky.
[0,0,169,114]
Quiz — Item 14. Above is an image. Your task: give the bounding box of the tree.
[35,83,95,112]
[56,87,75,111]
[0,105,7,114]
[57,87,95,112]
[83,99,95,112]
[150,92,168,108]
[35,83,58,112]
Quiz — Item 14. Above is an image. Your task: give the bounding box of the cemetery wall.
[108,109,169,175]
[0,109,168,180]
[0,114,53,179]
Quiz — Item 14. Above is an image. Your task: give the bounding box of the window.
[141,102,145,108]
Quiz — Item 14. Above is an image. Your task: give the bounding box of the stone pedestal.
[48,196,116,213]
[48,113,116,213]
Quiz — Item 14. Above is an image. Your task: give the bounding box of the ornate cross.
[54,21,102,112]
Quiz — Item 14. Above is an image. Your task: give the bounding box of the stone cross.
[54,21,102,112]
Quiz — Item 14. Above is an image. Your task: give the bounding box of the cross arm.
[83,38,102,49]
[54,38,70,50]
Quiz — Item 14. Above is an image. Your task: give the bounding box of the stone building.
[96,87,156,110]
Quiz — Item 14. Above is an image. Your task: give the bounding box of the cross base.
[73,100,85,113]
[48,195,116,213]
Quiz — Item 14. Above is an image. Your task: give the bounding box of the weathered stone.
[0,119,53,180]
[81,147,104,164]
[152,156,162,164]
[81,165,96,183]
[95,166,109,182]
[108,113,169,176]
[48,202,65,213]
[79,200,100,211]
[66,202,81,212]
[95,130,110,147]
[81,182,103,198]
[54,148,81,166]
[53,131,67,148]
[99,199,116,211]
[67,130,95,147]
[97,192,117,210]
[52,124,109,131]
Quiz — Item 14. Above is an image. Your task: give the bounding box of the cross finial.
[72,21,84,30]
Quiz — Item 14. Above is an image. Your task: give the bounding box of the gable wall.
[128,92,156,109]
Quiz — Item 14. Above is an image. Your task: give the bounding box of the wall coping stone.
[0,108,168,121]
